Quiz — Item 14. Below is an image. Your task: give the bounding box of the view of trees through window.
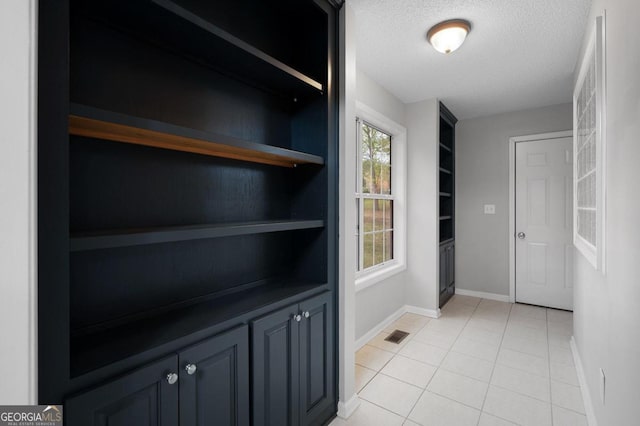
[357,121,393,271]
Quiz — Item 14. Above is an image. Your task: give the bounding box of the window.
[573,14,606,271]
[356,119,394,271]
[354,102,406,291]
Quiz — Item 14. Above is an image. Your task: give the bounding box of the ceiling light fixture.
[427,19,471,54]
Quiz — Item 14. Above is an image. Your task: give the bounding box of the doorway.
[509,131,574,310]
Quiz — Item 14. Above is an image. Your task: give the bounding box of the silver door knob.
[293,314,302,322]
[166,373,178,385]
[517,232,526,239]
[302,311,310,319]
[185,363,197,375]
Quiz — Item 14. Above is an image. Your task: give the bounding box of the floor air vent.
[384,330,410,344]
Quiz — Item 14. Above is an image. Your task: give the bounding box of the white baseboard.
[570,336,598,426]
[405,304,441,318]
[455,288,510,303]
[355,306,406,350]
[355,303,444,350]
[336,394,361,419]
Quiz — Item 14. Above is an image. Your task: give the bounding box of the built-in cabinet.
[38,0,338,423]
[439,103,457,307]
[252,292,334,426]
[66,326,248,426]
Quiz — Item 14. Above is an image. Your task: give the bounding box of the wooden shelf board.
[439,192,451,197]
[71,280,328,376]
[70,220,325,251]
[439,167,452,175]
[439,216,452,220]
[69,105,324,168]
[439,238,455,246]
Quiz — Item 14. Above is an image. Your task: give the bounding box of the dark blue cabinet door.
[299,292,334,426]
[251,304,299,426]
[179,325,249,426]
[65,356,179,426]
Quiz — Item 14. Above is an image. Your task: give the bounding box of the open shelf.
[71,220,324,252]
[71,280,327,376]
[77,0,323,102]
[69,104,325,168]
[439,143,452,153]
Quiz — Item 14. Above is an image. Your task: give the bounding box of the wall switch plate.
[600,368,606,404]
[484,204,496,214]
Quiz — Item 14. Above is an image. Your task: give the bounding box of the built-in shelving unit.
[39,0,338,412]
[439,102,457,308]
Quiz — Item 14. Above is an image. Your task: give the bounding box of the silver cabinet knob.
[185,363,197,375]
[517,232,526,239]
[166,373,178,385]
[302,311,310,319]
[293,314,302,322]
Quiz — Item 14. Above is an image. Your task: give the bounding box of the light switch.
[484,204,496,214]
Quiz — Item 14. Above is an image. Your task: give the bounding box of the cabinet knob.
[185,363,197,375]
[166,373,178,385]
[293,314,302,322]
[302,311,310,319]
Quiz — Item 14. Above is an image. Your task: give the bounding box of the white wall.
[356,70,406,129]
[354,70,408,340]
[403,99,440,313]
[337,3,359,417]
[455,104,573,296]
[0,0,38,404]
[572,1,640,424]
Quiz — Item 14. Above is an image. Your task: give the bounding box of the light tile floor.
[331,295,586,426]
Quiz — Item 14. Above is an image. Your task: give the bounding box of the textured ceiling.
[348,0,591,119]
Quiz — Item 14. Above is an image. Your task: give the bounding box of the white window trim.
[355,101,407,292]
[573,13,606,273]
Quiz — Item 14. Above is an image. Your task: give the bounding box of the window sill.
[355,261,406,293]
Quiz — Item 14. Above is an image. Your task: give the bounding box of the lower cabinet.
[439,241,455,307]
[66,355,179,426]
[178,326,249,426]
[65,292,334,426]
[66,325,249,426]
[252,292,334,426]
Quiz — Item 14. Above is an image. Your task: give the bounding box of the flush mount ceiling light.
[427,19,471,54]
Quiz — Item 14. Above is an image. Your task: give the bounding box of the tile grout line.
[399,316,438,425]
[418,297,483,425]
[400,296,478,425]
[475,301,513,426]
[546,308,555,426]
[359,313,432,424]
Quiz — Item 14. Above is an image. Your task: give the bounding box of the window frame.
[573,13,606,272]
[354,102,407,292]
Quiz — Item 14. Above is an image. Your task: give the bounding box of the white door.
[515,137,573,310]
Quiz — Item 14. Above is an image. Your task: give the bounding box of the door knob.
[293,314,302,322]
[166,373,178,385]
[517,232,526,239]
[302,311,310,319]
[185,363,197,375]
